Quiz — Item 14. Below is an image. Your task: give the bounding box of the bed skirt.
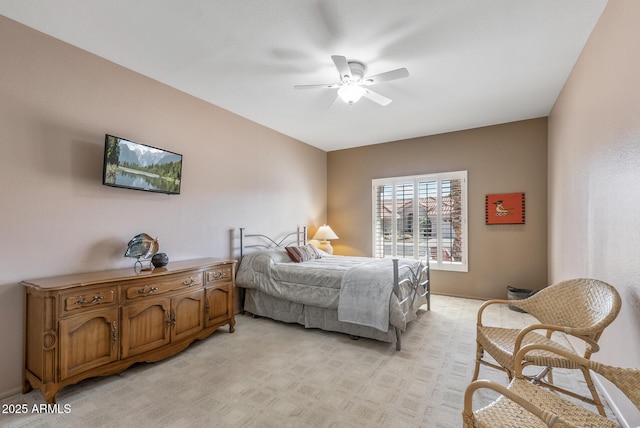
[243,288,400,344]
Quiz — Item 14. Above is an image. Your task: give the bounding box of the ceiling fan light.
[338,85,367,104]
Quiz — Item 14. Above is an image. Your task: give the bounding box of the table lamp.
[312,225,339,254]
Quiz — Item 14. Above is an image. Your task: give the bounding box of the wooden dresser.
[22,257,236,403]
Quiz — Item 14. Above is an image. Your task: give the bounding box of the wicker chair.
[472,278,621,416]
[463,344,640,427]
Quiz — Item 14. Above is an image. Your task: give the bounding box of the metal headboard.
[239,227,307,260]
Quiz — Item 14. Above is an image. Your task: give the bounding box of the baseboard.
[0,385,23,401]
[431,291,486,301]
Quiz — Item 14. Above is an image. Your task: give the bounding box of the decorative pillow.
[285,244,321,263]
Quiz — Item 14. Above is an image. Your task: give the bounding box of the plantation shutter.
[395,181,414,258]
[439,177,464,266]
[372,171,467,271]
[373,184,392,258]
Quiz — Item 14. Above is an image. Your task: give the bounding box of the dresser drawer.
[122,272,204,301]
[205,265,233,284]
[60,286,117,317]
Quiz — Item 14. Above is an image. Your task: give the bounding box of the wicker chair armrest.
[535,322,603,340]
[514,343,591,377]
[514,324,600,354]
[463,380,562,428]
[476,299,512,326]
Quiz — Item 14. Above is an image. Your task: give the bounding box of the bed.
[235,227,430,350]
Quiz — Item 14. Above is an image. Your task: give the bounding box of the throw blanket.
[338,259,395,332]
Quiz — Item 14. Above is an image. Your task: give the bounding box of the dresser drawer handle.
[136,287,158,295]
[77,295,104,305]
[182,277,196,286]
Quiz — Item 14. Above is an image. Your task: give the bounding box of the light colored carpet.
[0,295,616,427]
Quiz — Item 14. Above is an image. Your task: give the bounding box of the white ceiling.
[0,0,607,152]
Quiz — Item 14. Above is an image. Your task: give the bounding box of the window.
[372,171,467,271]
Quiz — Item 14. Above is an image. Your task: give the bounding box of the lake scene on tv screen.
[104,135,182,194]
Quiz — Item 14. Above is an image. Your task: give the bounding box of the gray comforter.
[235,249,426,332]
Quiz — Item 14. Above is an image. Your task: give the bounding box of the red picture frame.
[485,193,525,224]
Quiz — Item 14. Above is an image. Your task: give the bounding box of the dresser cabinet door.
[121,298,171,358]
[59,308,119,380]
[205,283,234,329]
[171,289,205,341]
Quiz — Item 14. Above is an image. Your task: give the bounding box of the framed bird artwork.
[485,193,525,224]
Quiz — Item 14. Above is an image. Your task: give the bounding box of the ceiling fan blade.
[363,89,392,106]
[331,55,351,82]
[294,83,341,89]
[363,68,409,85]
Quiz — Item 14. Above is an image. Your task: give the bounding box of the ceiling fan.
[294,55,409,106]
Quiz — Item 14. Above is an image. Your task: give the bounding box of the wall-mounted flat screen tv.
[102,134,182,195]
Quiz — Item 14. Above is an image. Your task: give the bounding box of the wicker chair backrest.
[511,278,621,335]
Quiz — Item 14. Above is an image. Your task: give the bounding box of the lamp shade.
[312,225,339,241]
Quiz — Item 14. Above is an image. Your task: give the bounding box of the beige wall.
[548,0,640,425]
[0,17,327,398]
[327,118,548,300]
